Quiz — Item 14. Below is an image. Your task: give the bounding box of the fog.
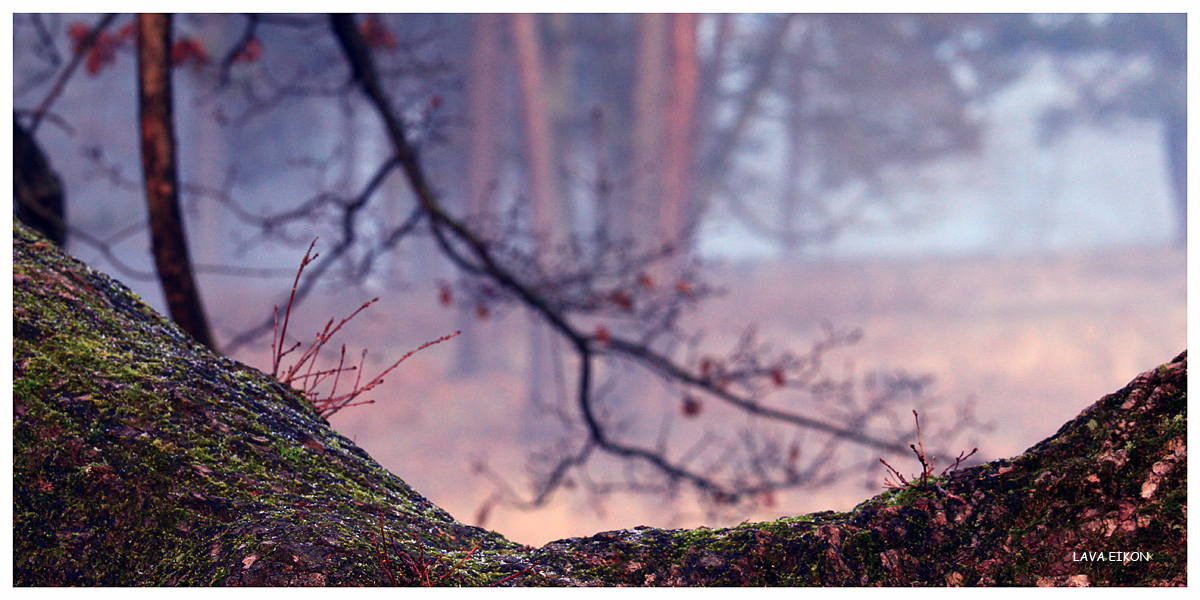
[702,56,1177,259]
[13,13,1185,545]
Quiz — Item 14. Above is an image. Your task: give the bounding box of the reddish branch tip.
[880,409,976,497]
[270,239,458,418]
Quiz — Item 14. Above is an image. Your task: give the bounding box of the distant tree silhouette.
[963,13,1186,247]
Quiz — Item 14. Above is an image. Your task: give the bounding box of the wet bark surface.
[12,222,1185,586]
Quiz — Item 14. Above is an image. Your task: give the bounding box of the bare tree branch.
[137,13,217,351]
[222,155,424,354]
[329,13,928,511]
[28,13,118,136]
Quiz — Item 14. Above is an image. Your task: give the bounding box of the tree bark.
[136,13,217,352]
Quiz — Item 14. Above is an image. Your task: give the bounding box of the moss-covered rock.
[12,221,1185,586]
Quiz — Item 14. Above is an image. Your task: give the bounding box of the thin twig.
[330,12,928,509]
[29,14,118,135]
[271,238,319,378]
[880,410,976,502]
[269,239,457,418]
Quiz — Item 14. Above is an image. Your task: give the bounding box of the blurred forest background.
[12,13,1186,545]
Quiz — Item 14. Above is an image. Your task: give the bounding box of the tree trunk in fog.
[659,13,699,253]
[511,13,563,246]
[454,13,506,376]
[689,14,732,242]
[696,15,794,217]
[467,13,503,222]
[702,14,733,96]
[183,14,230,269]
[1152,15,1186,250]
[695,14,732,149]
[14,113,67,247]
[780,52,806,258]
[1165,107,1186,248]
[631,14,668,243]
[582,14,637,246]
[137,13,217,352]
[512,13,564,434]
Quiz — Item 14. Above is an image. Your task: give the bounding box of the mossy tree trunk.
[12,221,1185,586]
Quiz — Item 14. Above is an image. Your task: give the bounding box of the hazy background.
[13,13,1186,545]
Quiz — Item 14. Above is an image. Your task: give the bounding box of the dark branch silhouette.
[12,13,996,521]
[14,113,66,246]
[327,13,956,514]
[27,13,118,135]
[136,13,216,351]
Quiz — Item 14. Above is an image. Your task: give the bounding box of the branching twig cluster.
[326,13,991,517]
[370,512,535,586]
[371,513,482,586]
[23,13,120,136]
[270,239,458,418]
[880,410,977,503]
[17,13,991,521]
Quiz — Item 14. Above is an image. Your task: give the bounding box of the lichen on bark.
[12,221,1185,586]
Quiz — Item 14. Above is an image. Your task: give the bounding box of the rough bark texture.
[12,221,1186,586]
